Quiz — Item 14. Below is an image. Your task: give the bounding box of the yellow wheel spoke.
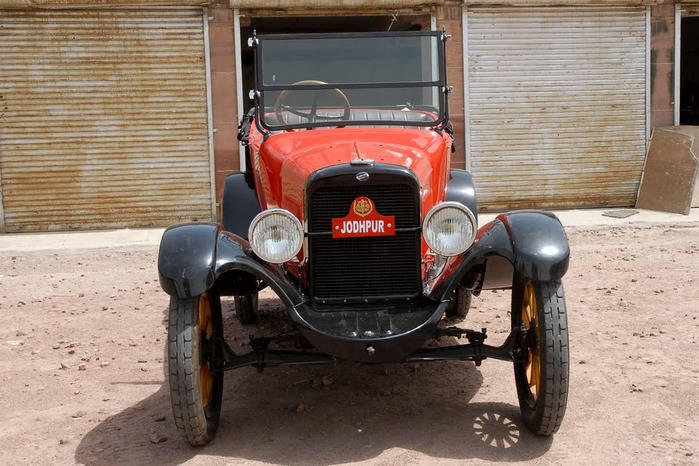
[200,365,212,410]
[529,355,540,393]
[198,293,214,410]
[522,282,541,402]
[198,293,210,330]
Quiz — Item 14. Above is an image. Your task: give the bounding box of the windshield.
[252,31,448,131]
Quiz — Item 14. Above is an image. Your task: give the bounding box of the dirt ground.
[0,223,697,466]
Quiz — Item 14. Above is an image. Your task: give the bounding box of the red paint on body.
[249,125,452,226]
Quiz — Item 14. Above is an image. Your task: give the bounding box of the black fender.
[158,223,220,298]
[430,210,569,301]
[158,222,303,305]
[445,169,478,222]
[221,173,261,240]
[483,211,569,281]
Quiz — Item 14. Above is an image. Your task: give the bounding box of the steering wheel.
[274,80,351,127]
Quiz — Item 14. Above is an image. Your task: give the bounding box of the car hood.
[255,127,450,219]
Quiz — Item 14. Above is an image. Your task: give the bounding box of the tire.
[168,290,224,446]
[445,284,472,319]
[234,292,258,325]
[511,273,569,436]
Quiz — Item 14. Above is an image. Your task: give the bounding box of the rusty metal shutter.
[465,7,647,211]
[0,8,213,232]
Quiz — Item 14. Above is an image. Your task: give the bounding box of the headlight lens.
[423,202,477,256]
[248,209,303,263]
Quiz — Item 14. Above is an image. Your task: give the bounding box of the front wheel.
[511,274,569,436]
[234,292,258,325]
[168,290,224,445]
[445,284,472,319]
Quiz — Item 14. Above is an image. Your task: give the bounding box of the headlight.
[248,209,303,263]
[423,202,477,256]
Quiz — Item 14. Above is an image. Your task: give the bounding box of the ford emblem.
[356,172,370,182]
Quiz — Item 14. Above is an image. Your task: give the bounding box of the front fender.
[158,223,220,298]
[221,172,261,240]
[158,222,304,306]
[430,210,569,301]
[497,210,570,280]
[445,169,478,223]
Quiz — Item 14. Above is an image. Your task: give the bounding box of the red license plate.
[331,197,396,239]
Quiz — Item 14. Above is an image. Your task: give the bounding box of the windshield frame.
[250,30,450,132]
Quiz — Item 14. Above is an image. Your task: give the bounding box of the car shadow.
[75,299,553,465]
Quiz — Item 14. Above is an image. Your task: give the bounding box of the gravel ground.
[0,223,697,465]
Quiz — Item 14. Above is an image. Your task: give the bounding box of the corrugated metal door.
[0,8,213,232]
[465,7,647,210]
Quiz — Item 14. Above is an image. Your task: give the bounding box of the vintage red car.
[158,30,570,446]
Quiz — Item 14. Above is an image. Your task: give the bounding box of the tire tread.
[168,295,221,446]
[513,277,569,436]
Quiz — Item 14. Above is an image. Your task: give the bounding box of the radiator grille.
[308,180,421,304]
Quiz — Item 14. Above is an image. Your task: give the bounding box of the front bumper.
[290,300,447,363]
